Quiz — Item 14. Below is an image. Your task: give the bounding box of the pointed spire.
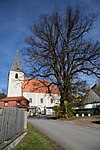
[11,51,23,72]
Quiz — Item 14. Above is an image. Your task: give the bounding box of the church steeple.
[7,51,24,97]
[11,51,23,72]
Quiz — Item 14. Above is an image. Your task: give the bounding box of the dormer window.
[15,73,18,79]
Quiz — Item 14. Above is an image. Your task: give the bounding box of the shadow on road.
[92,121,100,125]
[28,115,58,120]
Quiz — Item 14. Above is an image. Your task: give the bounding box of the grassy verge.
[66,115,100,121]
[13,123,63,150]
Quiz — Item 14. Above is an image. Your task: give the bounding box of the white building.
[83,89,100,109]
[7,52,60,114]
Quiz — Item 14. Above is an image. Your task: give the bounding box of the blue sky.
[0,0,100,91]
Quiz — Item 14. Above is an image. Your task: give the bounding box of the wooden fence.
[0,107,26,148]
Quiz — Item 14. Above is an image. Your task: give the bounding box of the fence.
[0,107,27,149]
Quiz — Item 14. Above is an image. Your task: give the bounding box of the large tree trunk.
[60,89,70,114]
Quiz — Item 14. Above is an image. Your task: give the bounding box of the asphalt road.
[28,118,100,150]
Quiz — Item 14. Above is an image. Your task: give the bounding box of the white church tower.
[7,51,24,97]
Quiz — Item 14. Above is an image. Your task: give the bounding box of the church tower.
[7,52,24,97]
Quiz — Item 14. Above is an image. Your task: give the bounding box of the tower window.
[15,73,18,79]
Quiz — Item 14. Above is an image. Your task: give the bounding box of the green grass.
[13,123,63,150]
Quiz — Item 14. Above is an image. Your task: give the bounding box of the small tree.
[0,89,7,99]
[22,6,100,113]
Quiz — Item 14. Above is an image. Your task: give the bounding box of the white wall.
[8,71,24,97]
[84,103,100,109]
[23,92,60,108]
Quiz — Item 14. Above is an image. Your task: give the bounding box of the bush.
[91,105,100,115]
[53,105,66,118]
[53,102,75,118]
[65,103,75,118]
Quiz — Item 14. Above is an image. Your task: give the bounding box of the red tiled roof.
[22,78,59,95]
[0,96,29,102]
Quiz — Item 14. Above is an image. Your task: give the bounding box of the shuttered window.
[29,98,32,103]
[40,98,43,103]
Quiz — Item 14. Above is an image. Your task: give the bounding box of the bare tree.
[22,6,100,108]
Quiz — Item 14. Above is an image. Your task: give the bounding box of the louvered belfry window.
[15,73,18,79]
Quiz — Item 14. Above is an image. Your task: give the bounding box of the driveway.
[28,118,100,150]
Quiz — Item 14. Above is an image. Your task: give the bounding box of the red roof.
[22,78,59,95]
[0,96,29,102]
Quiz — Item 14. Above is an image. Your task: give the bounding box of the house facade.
[2,52,60,114]
[0,96,29,110]
[83,87,100,109]
[23,78,60,108]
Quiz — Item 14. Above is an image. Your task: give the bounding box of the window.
[17,102,20,106]
[29,98,32,103]
[15,73,18,79]
[40,98,43,103]
[4,102,8,107]
[51,99,53,103]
